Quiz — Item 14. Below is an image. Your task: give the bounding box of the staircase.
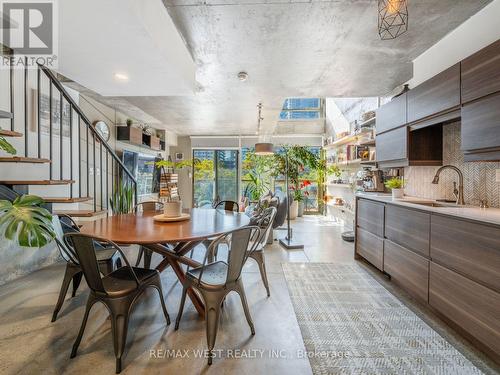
[0,60,137,217]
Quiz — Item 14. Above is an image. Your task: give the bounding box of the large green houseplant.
[0,195,55,247]
[109,182,135,214]
[0,135,16,155]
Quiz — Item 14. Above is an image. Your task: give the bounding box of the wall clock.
[93,120,111,142]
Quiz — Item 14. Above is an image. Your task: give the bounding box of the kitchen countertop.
[356,192,500,227]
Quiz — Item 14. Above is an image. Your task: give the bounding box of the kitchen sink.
[409,201,457,208]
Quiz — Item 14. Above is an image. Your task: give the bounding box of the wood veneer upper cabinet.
[461,39,500,104]
[385,205,430,258]
[429,262,500,361]
[376,93,406,134]
[376,127,407,166]
[384,239,429,303]
[357,199,385,237]
[407,64,461,123]
[461,93,500,160]
[431,215,500,293]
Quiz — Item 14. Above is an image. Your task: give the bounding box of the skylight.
[280,98,322,120]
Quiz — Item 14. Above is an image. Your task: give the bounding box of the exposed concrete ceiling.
[73,0,493,136]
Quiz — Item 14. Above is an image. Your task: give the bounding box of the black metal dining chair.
[51,215,122,322]
[175,226,260,365]
[134,201,164,268]
[247,206,277,297]
[64,232,170,374]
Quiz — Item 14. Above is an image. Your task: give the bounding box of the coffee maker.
[363,169,385,192]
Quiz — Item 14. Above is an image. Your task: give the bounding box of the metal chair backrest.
[254,206,277,246]
[215,200,239,212]
[53,215,79,264]
[63,233,139,295]
[201,226,260,285]
[135,201,164,213]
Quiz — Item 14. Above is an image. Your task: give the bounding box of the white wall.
[409,0,500,87]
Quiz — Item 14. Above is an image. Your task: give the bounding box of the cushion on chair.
[101,267,158,297]
[187,261,228,286]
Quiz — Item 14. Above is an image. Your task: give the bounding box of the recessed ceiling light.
[114,73,129,81]
[237,71,248,81]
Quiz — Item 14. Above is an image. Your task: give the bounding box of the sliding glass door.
[192,149,239,207]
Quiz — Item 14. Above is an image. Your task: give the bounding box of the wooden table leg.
[146,242,205,316]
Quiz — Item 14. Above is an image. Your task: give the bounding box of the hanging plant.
[0,195,55,247]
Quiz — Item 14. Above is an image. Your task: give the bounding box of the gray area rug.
[282,262,483,375]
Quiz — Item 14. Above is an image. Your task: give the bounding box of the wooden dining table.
[80,208,250,316]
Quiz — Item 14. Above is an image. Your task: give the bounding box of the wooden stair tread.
[53,209,107,217]
[42,196,92,203]
[0,129,22,137]
[0,157,51,163]
[0,179,74,185]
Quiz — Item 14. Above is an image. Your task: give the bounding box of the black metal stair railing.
[36,64,138,211]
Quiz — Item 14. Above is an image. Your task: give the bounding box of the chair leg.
[251,251,270,297]
[70,295,96,358]
[71,272,83,297]
[151,276,170,325]
[110,312,130,374]
[135,246,144,267]
[143,248,153,269]
[175,285,188,330]
[235,280,255,335]
[52,264,80,322]
[202,292,224,365]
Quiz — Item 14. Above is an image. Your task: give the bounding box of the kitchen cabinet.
[407,64,461,123]
[356,227,384,271]
[376,93,406,134]
[376,127,407,166]
[384,239,429,303]
[461,39,500,104]
[461,93,500,161]
[429,262,500,362]
[431,215,500,293]
[357,199,385,237]
[385,205,430,258]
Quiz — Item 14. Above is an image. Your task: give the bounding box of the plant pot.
[392,188,404,199]
[297,201,305,217]
[164,200,182,217]
[289,200,298,220]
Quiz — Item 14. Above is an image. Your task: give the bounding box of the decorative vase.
[164,200,182,217]
[392,189,404,199]
[289,200,298,220]
[297,201,305,217]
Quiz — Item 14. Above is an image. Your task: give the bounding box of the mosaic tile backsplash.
[404,122,500,208]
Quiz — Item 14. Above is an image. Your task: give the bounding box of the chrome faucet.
[432,165,465,205]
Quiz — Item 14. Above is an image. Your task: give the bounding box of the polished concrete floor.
[0,215,499,375]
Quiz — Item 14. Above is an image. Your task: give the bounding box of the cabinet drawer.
[461,93,500,153]
[385,205,430,257]
[376,127,407,164]
[431,215,500,293]
[376,93,406,134]
[357,199,385,237]
[356,228,384,271]
[461,39,500,103]
[384,240,429,302]
[429,262,500,358]
[407,64,460,123]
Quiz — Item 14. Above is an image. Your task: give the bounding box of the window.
[280,98,322,120]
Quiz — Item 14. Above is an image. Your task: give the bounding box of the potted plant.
[0,195,55,247]
[126,118,133,128]
[385,177,406,199]
[109,182,135,214]
[0,135,16,155]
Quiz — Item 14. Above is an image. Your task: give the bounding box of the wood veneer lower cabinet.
[357,199,385,237]
[385,205,430,258]
[429,262,500,362]
[383,239,429,303]
[431,215,500,293]
[356,227,384,271]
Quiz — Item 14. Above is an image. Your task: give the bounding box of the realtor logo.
[2,1,53,54]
